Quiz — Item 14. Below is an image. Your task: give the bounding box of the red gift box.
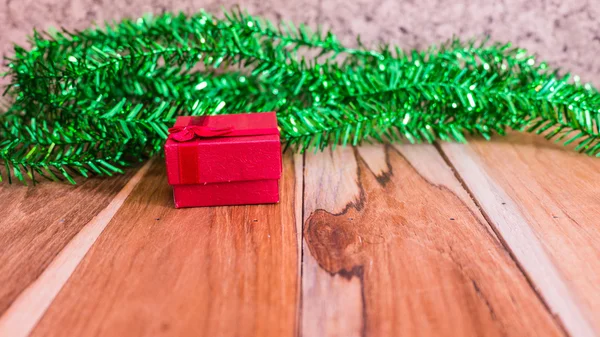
[164,112,282,208]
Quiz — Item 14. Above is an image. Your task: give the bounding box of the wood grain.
[29,153,302,337]
[0,161,151,337]
[300,144,564,337]
[0,169,136,316]
[440,133,600,336]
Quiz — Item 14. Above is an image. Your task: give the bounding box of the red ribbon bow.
[168,125,234,142]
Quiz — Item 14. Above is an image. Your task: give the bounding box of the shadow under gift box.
[164,112,282,208]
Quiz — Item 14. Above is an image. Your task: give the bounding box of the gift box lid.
[164,112,282,186]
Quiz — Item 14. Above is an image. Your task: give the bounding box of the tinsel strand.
[1,8,600,184]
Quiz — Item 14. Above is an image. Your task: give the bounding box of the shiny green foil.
[1,9,599,183]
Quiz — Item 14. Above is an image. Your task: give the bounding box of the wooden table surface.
[1,1,600,336]
[1,134,600,337]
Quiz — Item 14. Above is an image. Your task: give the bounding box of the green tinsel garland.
[1,8,599,184]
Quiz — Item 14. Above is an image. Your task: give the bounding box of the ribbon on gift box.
[168,114,280,184]
[168,125,234,142]
[168,122,279,142]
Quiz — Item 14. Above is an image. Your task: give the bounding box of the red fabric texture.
[164,112,282,208]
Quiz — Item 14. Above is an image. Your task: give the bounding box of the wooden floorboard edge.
[0,159,153,337]
[436,143,596,337]
[294,153,305,337]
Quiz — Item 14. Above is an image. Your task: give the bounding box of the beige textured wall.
[1,0,599,83]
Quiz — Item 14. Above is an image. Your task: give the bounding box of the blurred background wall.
[1,0,599,83]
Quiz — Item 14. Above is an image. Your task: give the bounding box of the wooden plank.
[439,133,600,336]
[300,144,564,337]
[0,161,151,337]
[0,168,137,317]
[29,153,302,337]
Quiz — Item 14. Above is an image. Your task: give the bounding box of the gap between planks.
[0,159,153,337]
[435,142,596,337]
[296,153,306,337]
[293,153,305,337]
